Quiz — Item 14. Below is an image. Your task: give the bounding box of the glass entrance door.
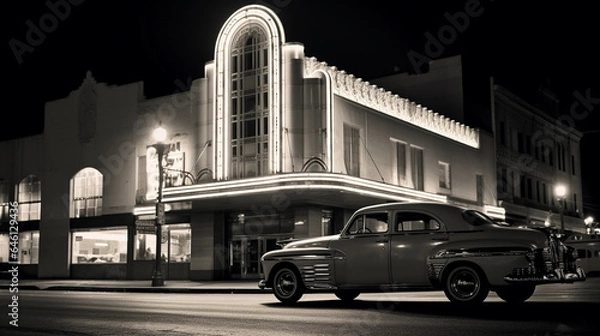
[230,237,279,279]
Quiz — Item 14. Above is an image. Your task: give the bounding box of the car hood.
[284,234,340,249]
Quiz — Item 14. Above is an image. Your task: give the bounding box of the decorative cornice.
[305,57,480,148]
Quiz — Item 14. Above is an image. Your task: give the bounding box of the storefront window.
[0,232,39,264]
[134,224,190,262]
[72,228,127,264]
[19,231,39,264]
[134,233,158,261]
[168,228,191,263]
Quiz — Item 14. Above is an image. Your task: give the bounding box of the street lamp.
[555,184,566,235]
[584,216,595,234]
[151,125,169,287]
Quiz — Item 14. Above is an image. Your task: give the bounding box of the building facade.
[492,84,585,231]
[0,5,500,280]
[372,55,586,234]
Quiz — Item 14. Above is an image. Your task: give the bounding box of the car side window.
[347,212,388,234]
[395,212,441,232]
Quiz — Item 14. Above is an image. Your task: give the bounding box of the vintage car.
[258,202,586,305]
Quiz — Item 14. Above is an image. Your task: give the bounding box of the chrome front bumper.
[504,267,586,283]
[258,279,267,289]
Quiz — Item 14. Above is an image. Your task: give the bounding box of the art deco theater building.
[3,4,520,280]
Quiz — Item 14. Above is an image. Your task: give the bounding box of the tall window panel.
[230,30,270,179]
[70,168,103,218]
[17,175,41,221]
[411,146,424,191]
[0,179,8,221]
[344,124,360,177]
[498,167,508,193]
[395,141,407,186]
[438,161,451,190]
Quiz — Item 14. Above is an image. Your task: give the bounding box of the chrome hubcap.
[451,270,479,299]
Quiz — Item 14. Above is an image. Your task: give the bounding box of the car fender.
[428,238,538,286]
[262,247,337,289]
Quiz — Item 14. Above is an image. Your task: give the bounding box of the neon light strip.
[214,5,285,179]
[164,184,417,203]
[133,206,155,216]
[162,172,447,203]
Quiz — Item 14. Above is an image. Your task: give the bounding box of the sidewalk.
[0,278,269,293]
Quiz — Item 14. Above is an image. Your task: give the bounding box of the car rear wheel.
[443,265,489,305]
[495,285,535,304]
[272,266,305,304]
[334,289,360,301]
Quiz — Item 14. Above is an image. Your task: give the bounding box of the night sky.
[3,0,599,220]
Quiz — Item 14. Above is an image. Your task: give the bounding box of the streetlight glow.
[555,184,566,198]
[153,126,168,143]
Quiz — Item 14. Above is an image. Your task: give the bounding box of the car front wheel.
[443,265,489,305]
[495,285,535,304]
[272,266,305,304]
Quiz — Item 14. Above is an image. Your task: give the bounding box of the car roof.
[357,201,467,213]
[354,202,473,231]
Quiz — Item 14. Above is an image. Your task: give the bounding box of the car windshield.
[461,209,496,226]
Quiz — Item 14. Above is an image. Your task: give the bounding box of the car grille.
[301,263,331,284]
[428,262,445,279]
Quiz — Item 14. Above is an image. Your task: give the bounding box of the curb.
[0,285,270,294]
[1,285,40,291]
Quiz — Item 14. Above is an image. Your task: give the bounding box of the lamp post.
[151,125,168,287]
[555,184,566,235]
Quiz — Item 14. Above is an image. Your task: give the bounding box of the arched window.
[230,28,270,179]
[17,175,41,221]
[70,167,103,218]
